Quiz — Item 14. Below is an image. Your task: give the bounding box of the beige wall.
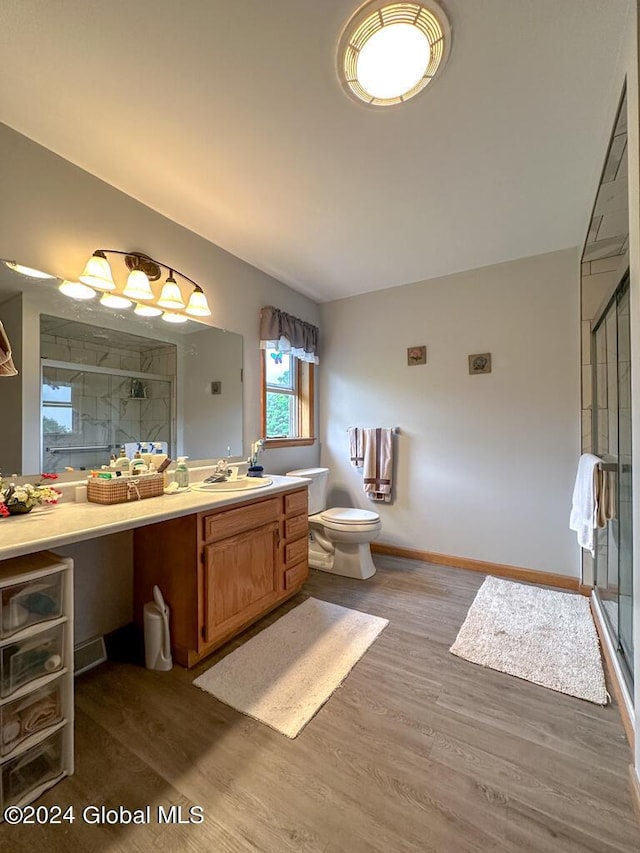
[320,248,580,577]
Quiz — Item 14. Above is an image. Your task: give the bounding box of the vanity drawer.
[284,562,309,590]
[284,514,308,541]
[284,537,308,567]
[1,573,63,639]
[203,498,279,543]
[284,490,307,517]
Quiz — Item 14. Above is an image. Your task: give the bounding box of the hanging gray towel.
[362,428,393,502]
[0,320,18,376]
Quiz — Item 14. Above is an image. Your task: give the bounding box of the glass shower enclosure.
[592,274,633,687]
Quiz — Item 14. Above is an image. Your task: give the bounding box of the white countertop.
[0,475,310,561]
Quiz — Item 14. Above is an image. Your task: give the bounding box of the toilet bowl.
[286,468,381,580]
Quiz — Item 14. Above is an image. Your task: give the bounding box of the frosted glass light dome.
[338,1,451,106]
[357,24,430,100]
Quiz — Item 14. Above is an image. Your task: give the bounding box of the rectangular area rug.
[450,576,608,704]
[193,597,388,737]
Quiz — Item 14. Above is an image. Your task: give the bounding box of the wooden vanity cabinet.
[133,487,309,667]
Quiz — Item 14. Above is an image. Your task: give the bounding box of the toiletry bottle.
[175,456,189,489]
[115,447,130,473]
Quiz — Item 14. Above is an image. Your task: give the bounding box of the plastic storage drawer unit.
[1,572,63,638]
[1,678,63,757]
[1,623,64,698]
[1,728,64,810]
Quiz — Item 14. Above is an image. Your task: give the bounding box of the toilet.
[286,467,381,580]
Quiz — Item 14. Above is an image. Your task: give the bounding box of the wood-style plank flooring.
[2,556,638,852]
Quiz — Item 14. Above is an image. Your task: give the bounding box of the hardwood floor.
[2,556,637,852]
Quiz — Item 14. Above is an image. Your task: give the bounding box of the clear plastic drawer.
[1,728,64,809]
[1,624,64,698]
[1,678,63,757]
[1,573,63,638]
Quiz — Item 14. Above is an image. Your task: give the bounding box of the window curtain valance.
[259,306,319,364]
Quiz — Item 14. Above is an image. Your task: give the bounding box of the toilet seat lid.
[320,507,380,525]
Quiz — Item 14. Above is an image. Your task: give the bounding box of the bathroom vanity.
[0,475,310,671]
[133,485,309,667]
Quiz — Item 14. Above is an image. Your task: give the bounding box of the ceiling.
[0,1,631,302]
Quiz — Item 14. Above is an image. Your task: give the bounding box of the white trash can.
[143,585,173,671]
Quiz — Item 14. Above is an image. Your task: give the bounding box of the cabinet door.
[203,522,279,643]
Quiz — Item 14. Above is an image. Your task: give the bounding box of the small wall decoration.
[407,345,427,366]
[468,353,492,375]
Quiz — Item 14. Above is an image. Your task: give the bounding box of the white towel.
[347,427,364,468]
[569,454,602,554]
[362,428,393,502]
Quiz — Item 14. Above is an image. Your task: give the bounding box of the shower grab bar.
[46,445,112,454]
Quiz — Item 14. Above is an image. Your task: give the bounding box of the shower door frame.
[591,271,633,693]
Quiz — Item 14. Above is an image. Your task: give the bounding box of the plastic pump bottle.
[175,456,189,489]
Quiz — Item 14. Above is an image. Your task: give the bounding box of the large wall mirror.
[0,262,243,476]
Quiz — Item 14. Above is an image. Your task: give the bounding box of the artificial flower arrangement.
[0,473,60,518]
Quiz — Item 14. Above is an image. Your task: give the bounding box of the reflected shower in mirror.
[0,260,243,476]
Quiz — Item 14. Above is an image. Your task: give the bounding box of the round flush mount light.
[337,1,451,106]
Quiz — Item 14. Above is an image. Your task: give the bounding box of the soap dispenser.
[175,456,189,489]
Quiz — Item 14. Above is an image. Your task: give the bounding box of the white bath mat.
[450,576,608,704]
[193,597,388,738]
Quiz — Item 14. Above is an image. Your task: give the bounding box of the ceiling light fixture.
[337,0,451,106]
[73,249,212,320]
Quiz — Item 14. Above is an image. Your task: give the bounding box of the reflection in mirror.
[0,262,243,476]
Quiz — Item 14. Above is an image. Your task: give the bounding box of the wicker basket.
[87,473,165,505]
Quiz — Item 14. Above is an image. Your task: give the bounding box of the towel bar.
[346,427,400,434]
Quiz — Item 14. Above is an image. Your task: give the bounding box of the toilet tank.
[286,467,329,515]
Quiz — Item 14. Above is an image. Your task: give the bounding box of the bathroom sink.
[192,478,272,493]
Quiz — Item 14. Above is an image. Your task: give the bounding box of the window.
[261,351,314,447]
[42,382,73,434]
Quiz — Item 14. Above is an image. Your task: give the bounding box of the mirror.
[0,262,244,476]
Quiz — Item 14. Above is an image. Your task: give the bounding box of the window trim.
[261,352,315,448]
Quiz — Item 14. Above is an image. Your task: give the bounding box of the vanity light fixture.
[100,292,132,309]
[75,249,211,319]
[79,251,116,291]
[157,271,185,310]
[337,0,451,106]
[58,280,96,300]
[134,303,163,317]
[161,311,189,324]
[4,261,57,279]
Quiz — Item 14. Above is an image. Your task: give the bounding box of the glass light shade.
[80,253,116,290]
[100,292,132,309]
[4,262,56,279]
[162,311,188,324]
[134,303,163,317]
[357,23,430,100]
[58,280,96,300]
[185,288,211,317]
[157,276,185,309]
[123,269,154,300]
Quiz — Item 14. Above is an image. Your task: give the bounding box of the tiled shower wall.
[41,334,176,472]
